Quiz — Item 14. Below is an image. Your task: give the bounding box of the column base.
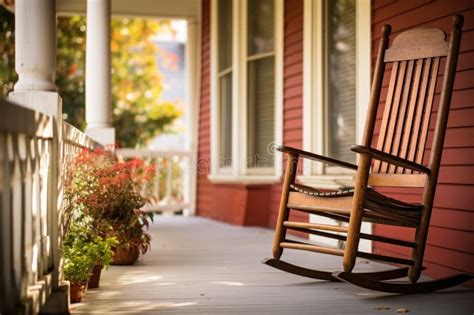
[8,91,62,117]
[86,127,115,146]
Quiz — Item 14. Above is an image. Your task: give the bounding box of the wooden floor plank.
[71,216,474,314]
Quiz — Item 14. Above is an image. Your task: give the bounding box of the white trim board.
[209,0,284,184]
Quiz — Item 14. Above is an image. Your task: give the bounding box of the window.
[217,0,233,170]
[210,0,283,183]
[302,0,371,251]
[247,0,275,170]
[301,0,371,188]
[325,0,356,165]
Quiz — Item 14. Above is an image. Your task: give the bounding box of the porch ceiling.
[57,0,200,20]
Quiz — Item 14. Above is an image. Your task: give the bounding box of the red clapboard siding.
[268,0,307,230]
[196,0,248,223]
[196,0,213,221]
[372,0,474,282]
[195,0,306,228]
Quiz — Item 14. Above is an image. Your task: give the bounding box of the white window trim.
[301,0,371,188]
[209,0,284,184]
[302,0,372,252]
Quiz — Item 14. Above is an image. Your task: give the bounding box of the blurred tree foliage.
[0,5,16,96]
[0,6,181,148]
[56,16,87,130]
[111,17,181,148]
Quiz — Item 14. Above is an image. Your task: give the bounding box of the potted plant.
[64,148,155,266]
[62,224,95,303]
[87,234,117,288]
[111,209,152,265]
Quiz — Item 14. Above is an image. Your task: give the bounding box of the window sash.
[210,0,283,181]
[323,0,357,166]
[246,0,276,172]
[216,0,234,172]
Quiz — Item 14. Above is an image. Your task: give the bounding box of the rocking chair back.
[346,14,464,283]
[364,25,461,189]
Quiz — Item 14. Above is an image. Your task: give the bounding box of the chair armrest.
[277,145,358,170]
[351,145,430,174]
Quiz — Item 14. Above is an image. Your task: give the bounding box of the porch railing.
[116,148,193,215]
[0,99,100,314]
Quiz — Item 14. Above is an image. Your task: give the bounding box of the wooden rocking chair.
[263,14,473,293]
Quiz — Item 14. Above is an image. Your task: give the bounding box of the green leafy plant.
[64,148,155,257]
[62,222,118,284]
[90,234,118,267]
[62,224,95,284]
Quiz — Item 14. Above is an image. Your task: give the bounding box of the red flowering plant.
[64,148,155,257]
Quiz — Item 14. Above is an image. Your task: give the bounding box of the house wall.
[196,0,273,226]
[269,0,307,228]
[196,0,307,228]
[196,0,256,226]
[372,0,474,279]
[197,0,473,280]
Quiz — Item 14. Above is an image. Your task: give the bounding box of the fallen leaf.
[396,308,409,313]
[374,306,390,310]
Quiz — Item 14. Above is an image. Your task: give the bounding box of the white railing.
[116,148,194,215]
[0,99,100,314]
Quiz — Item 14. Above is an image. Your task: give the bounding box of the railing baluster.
[153,157,160,203]
[115,149,194,214]
[0,99,101,314]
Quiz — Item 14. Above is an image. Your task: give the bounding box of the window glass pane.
[247,57,274,168]
[326,0,356,164]
[219,0,233,71]
[219,73,233,168]
[247,0,274,56]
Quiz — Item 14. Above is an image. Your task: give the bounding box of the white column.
[183,20,199,216]
[85,0,115,146]
[8,0,61,117]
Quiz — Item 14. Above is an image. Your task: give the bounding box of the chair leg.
[272,153,298,259]
[409,178,436,283]
[409,206,431,283]
[343,203,363,272]
[343,155,371,272]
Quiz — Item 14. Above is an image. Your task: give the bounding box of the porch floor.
[71,216,473,314]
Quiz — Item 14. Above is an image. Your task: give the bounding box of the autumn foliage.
[64,148,156,254]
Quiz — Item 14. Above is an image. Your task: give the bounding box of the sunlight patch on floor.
[210,281,244,286]
[115,274,163,285]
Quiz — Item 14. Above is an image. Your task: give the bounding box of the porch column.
[85,0,115,145]
[183,20,200,216]
[8,0,62,117]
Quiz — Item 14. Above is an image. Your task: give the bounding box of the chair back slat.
[414,57,440,167]
[388,59,415,174]
[397,58,424,173]
[377,60,407,173]
[373,61,401,172]
[404,58,433,170]
[372,27,447,175]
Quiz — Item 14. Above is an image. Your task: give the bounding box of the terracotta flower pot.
[70,282,87,303]
[112,245,139,265]
[88,265,103,289]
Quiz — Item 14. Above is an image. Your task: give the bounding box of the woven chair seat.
[290,183,423,222]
